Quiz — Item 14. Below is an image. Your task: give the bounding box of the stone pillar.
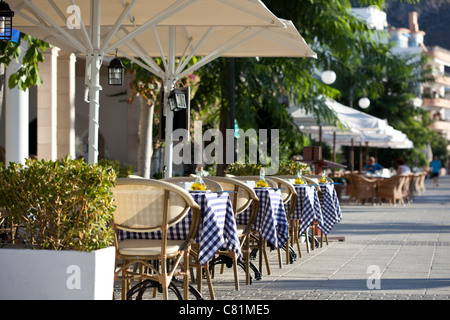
[57,51,76,159]
[5,52,29,165]
[37,46,60,160]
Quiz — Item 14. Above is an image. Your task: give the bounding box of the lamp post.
[0,0,14,41]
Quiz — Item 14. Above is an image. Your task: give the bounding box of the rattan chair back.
[162,176,223,192]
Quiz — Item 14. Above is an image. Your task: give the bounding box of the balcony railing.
[423,97,450,110]
[434,75,450,87]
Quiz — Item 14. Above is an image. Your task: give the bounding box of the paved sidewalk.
[208,175,450,300]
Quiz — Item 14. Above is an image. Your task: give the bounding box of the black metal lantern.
[0,0,14,41]
[108,53,125,86]
[168,88,188,112]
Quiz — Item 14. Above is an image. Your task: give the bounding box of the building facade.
[389,11,450,148]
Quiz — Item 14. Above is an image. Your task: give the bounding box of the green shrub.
[225,160,310,176]
[0,156,116,252]
[98,159,135,178]
[226,163,263,176]
[275,160,311,175]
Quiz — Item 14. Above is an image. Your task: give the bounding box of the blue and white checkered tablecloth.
[237,188,289,248]
[287,185,323,235]
[318,183,342,234]
[119,192,242,266]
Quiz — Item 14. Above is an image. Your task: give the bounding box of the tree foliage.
[189,0,450,173]
[0,33,49,91]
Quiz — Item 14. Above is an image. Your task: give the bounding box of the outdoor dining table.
[118,191,242,266]
[318,183,343,234]
[237,188,289,249]
[285,183,342,237]
[287,184,324,235]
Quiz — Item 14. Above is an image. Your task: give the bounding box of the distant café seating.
[344,173,378,205]
[377,174,406,206]
[401,173,414,204]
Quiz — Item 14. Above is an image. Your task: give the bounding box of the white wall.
[74,57,139,168]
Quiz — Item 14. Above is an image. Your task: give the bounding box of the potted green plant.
[0,156,117,300]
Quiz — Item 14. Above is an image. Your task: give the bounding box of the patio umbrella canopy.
[290,98,412,149]
[9,0,316,177]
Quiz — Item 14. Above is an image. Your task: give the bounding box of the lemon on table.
[191,182,206,191]
[256,180,268,188]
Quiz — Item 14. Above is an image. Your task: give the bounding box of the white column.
[5,57,29,166]
[37,46,60,160]
[57,51,77,159]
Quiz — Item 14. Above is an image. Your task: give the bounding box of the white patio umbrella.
[9,0,316,177]
[290,98,400,146]
[306,124,413,149]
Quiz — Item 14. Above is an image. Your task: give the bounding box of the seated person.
[363,157,383,173]
[396,158,411,175]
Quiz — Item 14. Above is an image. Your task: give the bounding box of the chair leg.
[320,231,324,248]
[256,234,271,276]
[231,252,240,291]
[204,261,215,300]
[184,252,190,300]
[287,221,294,264]
[286,228,292,265]
[160,259,169,300]
[304,228,310,253]
[121,279,128,300]
[294,221,302,258]
[277,246,283,269]
[244,236,251,286]
[196,264,202,296]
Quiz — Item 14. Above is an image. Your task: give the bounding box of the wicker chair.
[112,178,201,300]
[302,175,333,248]
[262,176,298,266]
[162,176,223,192]
[206,176,260,288]
[161,176,224,297]
[410,173,422,198]
[377,175,406,206]
[418,172,427,194]
[401,173,414,203]
[230,175,280,275]
[273,176,306,260]
[276,175,322,253]
[344,173,378,205]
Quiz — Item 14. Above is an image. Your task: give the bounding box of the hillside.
[386,0,450,50]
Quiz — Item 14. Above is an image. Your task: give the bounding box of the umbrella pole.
[164,27,176,178]
[332,132,336,175]
[359,142,363,172]
[88,0,102,164]
[163,81,174,178]
[350,138,354,172]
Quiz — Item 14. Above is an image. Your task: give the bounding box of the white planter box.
[0,246,115,300]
